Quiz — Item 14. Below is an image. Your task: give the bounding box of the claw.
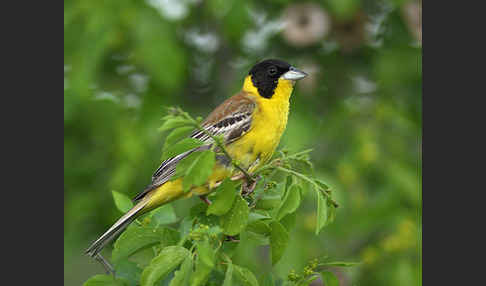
[241,174,261,196]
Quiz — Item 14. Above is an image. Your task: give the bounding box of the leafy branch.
[84,107,351,286]
[286,258,359,286]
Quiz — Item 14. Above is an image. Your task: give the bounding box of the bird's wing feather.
[132,92,256,202]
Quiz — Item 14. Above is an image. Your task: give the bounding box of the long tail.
[85,196,150,257]
[85,178,194,259]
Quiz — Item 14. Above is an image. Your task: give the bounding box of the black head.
[248,59,292,99]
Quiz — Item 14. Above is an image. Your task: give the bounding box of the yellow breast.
[226,76,294,171]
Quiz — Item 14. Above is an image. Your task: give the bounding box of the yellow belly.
[226,98,289,170]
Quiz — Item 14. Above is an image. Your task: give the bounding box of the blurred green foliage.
[64,0,421,285]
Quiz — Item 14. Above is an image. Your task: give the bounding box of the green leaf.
[179,217,194,238]
[233,265,259,286]
[171,151,201,180]
[280,212,297,232]
[161,138,204,161]
[299,179,313,197]
[159,118,191,133]
[222,262,234,286]
[165,126,194,147]
[83,275,128,286]
[169,256,193,286]
[112,191,134,213]
[183,150,216,192]
[269,221,289,265]
[247,220,271,235]
[114,260,142,286]
[320,271,339,286]
[140,246,191,286]
[207,225,223,236]
[150,204,177,226]
[197,240,216,269]
[158,227,181,248]
[248,211,271,223]
[255,184,282,211]
[255,195,281,210]
[276,184,301,221]
[127,247,157,269]
[246,220,271,245]
[190,240,216,286]
[207,178,238,216]
[244,230,270,245]
[112,225,176,264]
[221,239,239,258]
[222,195,250,236]
[190,202,209,217]
[315,190,328,235]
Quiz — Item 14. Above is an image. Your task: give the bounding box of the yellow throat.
[224,76,295,170]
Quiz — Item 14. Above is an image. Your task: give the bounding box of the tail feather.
[85,197,149,257]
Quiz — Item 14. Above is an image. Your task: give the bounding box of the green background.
[64,0,421,285]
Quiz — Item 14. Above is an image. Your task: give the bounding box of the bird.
[85,59,308,270]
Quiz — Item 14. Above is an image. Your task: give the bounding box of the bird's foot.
[241,174,262,196]
[199,195,212,205]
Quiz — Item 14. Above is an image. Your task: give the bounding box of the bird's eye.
[268,66,277,76]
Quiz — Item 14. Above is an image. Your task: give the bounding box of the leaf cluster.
[85,108,353,286]
[284,258,359,286]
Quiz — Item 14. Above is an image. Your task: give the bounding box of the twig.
[211,173,245,189]
[225,236,240,242]
[275,166,339,208]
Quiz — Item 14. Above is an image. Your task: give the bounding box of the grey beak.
[281,66,308,80]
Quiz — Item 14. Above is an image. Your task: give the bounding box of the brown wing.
[191,91,256,143]
[133,91,256,202]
